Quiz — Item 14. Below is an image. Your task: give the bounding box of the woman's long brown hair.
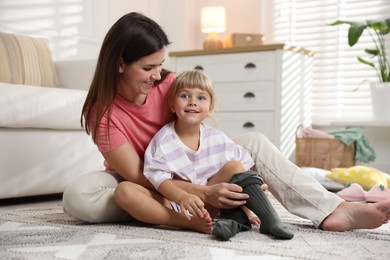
[81,12,171,144]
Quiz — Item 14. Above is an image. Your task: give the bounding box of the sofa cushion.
[0,32,60,87]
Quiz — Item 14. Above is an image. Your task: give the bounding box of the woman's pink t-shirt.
[91,73,176,170]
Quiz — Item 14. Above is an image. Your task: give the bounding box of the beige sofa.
[0,32,104,199]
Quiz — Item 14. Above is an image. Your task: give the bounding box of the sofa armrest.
[55,60,96,91]
[0,82,87,129]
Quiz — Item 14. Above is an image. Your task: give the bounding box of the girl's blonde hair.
[169,70,217,111]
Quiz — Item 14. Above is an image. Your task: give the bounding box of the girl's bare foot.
[321,199,390,231]
[185,209,213,233]
[248,213,260,225]
[242,206,261,225]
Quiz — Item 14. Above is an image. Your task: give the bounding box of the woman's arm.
[172,179,249,209]
[103,142,154,190]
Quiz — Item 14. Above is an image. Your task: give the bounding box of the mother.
[62,12,390,232]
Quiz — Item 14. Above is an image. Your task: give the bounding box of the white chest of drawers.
[169,44,313,157]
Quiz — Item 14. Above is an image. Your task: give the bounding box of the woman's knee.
[233,132,268,152]
[62,179,91,220]
[62,171,125,223]
[233,131,267,144]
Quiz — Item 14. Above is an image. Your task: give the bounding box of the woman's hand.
[179,193,207,220]
[204,183,249,209]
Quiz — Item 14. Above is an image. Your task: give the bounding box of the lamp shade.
[201,6,226,33]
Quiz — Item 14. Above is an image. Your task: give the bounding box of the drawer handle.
[244,62,256,69]
[243,122,255,128]
[243,92,255,98]
[194,65,204,71]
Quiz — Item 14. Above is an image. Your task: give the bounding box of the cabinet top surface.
[169,44,313,57]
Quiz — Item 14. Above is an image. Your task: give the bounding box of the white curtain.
[268,0,390,125]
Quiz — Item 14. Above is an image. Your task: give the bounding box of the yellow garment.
[326,166,390,190]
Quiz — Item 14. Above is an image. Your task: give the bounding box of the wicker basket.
[295,136,355,170]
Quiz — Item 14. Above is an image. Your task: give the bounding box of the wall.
[0,0,267,63]
[0,0,164,60]
[1,0,389,172]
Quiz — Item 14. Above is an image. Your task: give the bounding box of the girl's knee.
[114,181,144,206]
[222,160,246,172]
[113,181,130,204]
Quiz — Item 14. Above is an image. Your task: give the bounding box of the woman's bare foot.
[321,199,390,231]
[184,209,213,233]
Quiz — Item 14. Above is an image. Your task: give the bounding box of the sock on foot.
[212,218,250,241]
[219,207,252,227]
[230,171,294,240]
[212,207,251,241]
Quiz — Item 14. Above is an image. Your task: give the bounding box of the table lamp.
[201,6,226,50]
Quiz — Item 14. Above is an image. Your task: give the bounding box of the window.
[268,0,390,125]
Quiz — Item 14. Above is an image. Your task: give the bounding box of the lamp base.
[203,32,223,50]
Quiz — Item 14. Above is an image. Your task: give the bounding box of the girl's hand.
[179,194,207,220]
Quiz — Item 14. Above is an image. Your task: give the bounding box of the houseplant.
[330,19,390,120]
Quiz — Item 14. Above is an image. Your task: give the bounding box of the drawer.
[175,52,276,83]
[205,112,274,140]
[214,81,275,111]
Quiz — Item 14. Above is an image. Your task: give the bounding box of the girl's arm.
[158,180,206,220]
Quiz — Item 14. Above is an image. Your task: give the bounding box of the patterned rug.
[1,196,390,260]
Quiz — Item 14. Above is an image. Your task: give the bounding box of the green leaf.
[364,48,379,56]
[380,67,390,82]
[380,27,390,35]
[380,19,390,35]
[328,20,354,26]
[348,23,366,46]
[357,56,375,68]
[385,19,390,28]
[385,72,390,82]
[367,20,389,34]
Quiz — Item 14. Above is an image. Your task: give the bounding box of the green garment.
[329,127,376,163]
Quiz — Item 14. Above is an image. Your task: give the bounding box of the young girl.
[143,70,294,240]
